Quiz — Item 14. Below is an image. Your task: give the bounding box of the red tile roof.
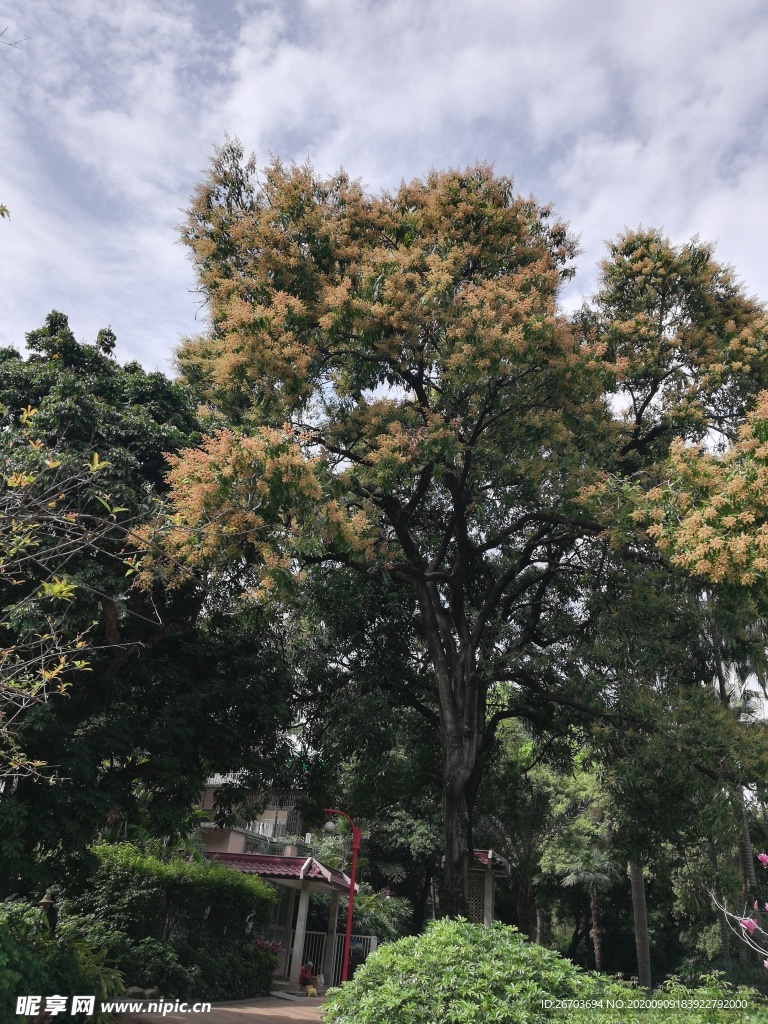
[473,849,511,874]
[206,852,355,892]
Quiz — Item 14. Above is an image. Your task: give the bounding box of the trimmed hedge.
[323,919,768,1024]
[62,843,277,999]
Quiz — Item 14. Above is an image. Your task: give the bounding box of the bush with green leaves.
[0,902,50,1009]
[323,919,768,1024]
[61,843,278,999]
[308,882,412,942]
[0,900,123,1020]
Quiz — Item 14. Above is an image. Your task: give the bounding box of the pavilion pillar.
[323,889,340,984]
[484,866,494,927]
[289,879,312,992]
[282,887,297,977]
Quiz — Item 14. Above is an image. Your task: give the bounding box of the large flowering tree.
[167,142,768,914]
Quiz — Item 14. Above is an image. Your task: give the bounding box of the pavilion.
[208,846,510,991]
[206,850,355,992]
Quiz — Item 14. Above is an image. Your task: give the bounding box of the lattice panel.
[467,871,485,924]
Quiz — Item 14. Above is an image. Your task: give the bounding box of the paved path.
[120,995,327,1024]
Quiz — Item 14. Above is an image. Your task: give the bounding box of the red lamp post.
[324,807,362,982]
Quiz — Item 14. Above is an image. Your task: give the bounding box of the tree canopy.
[163,141,768,913]
[171,144,628,912]
[0,314,294,893]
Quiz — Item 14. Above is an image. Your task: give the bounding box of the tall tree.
[171,143,619,913]
[170,145,768,913]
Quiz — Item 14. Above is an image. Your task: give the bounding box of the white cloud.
[1,0,767,368]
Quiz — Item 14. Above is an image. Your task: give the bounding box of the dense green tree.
[0,314,293,894]
[0,311,200,775]
[293,570,443,926]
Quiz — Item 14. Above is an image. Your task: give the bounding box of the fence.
[285,930,378,986]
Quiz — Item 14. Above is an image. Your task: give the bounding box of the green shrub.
[66,920,200,995]
[0,902,50,1013]
[0,901,123,1021]
[62,843,278,999]
[309,883,412,942]
[69,842,276,943]
[322,919,768,1024]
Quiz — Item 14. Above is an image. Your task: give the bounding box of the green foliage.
[0,900,123,1020]
[0,310,200,778]
[308,883,412,943]
[61,843,278,999]
[294,570,443,926]
[348,886,413,942]
[0,902,49,1008]
[0,314,293,891]
[323,919,768,1024]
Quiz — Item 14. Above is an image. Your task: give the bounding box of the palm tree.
[562,848,619,972]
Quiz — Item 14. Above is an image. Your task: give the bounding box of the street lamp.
[323,807,361,982]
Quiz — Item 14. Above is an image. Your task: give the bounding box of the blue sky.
[2,0,767,371]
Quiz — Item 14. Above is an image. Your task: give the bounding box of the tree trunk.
[418,585,484,919]
[589,881,604,972]
[629,861,652,992]
[738,786,764,945]
[739,787,758,892]
[438,761,473,917]
[708,841,733,977]
[413,869,434,932]
[760,799,768,843]
[566,914,589,959]
[736,828,750,913]
[737,823,753,966]
[516,886,536,939]
[536,906,552,947]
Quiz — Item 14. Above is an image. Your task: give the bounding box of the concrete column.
[323,890,340,984]
[289,880,311,992]
[280,887,297,978]
[484,868,494,927]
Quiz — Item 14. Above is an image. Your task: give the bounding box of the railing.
[205,773,244,786]
[244,835,312,857]
[285,930,378,986]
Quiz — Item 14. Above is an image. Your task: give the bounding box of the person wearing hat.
[38,893,58,935]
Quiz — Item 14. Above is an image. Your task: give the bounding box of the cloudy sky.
[1,0,767,371]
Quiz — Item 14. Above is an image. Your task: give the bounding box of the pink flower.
[758,853,768,866]
[764,959,768,970]
[755,901,759,910]
[740,918,758,933]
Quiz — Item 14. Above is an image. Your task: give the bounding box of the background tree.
[0,314,294,895]
[640,391,768,595]
[294,570,443,929]
[0,436,94,777]
[577,228,768,472]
